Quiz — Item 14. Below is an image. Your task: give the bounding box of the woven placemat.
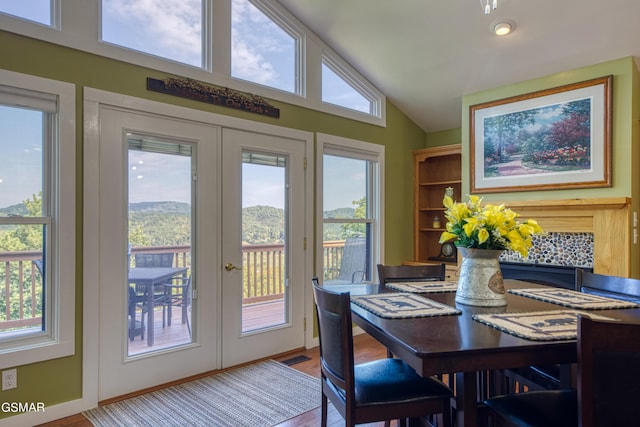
[351,292,461,318]
[473,310,614,341]
[386,280,458,293]
[509,288,640,310]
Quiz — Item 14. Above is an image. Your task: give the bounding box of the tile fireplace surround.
[498,198,631,276]
[501,232,594,268]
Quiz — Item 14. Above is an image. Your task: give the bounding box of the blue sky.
[0,107,43,208]
[0,0,365,211]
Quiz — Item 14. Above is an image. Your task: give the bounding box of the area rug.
[508,288,640,310]
[386,280,458,293]
[351,293,461,318]
[473,310,614,341]
[83,360,321,427]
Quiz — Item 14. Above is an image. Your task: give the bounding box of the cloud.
[102,0,202,65]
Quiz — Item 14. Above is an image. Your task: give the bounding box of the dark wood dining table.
[129,267,188,346]
[342,279,640,427]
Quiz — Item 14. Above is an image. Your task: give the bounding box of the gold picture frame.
[470,75,612,193]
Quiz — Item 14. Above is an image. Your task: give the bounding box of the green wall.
[458,56,639,277]
[430,58,639,276]
[425,127,461,148]
[0,29,425,418]
[461,57,638,202]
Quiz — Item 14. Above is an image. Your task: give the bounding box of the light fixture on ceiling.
[481,0,498,15]
[493,21,513,36]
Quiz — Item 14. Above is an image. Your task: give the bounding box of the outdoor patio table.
[129,267,188,346]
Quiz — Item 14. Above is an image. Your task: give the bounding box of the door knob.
[225,263,241,272]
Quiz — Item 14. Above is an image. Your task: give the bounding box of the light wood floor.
[36,334,395,427]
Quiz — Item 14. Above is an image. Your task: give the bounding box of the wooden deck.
[129,299,285,355]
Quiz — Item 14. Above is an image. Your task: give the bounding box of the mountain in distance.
[129,201,190,214]
[0,202,29,217]
[2,200,355,245]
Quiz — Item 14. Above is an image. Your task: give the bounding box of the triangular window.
[322,55,373,114]
[231,0,300,94]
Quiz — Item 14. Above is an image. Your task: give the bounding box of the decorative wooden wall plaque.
[147,77,280,118]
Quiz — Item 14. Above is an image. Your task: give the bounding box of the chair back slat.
[576,269,640,303]
[377,263,445,285]
[135,253,174,268]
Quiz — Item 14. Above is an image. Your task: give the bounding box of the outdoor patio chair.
[133,252,179,325]
[134,253,174,268]
[325,237,367,284]
[128,285,146,341]
[156,275,191,334]
[312,277,453,427]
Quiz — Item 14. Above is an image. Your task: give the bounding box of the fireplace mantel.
[499,197,631,276]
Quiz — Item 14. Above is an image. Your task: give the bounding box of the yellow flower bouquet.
[438,195,544,258]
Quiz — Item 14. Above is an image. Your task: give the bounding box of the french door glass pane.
[127,136,193,355]
[241,151,287,332]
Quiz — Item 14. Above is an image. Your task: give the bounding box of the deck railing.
[0,241,347,330]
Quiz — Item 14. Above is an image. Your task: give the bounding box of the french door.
[93,104,308,400]
[220,128,306,367]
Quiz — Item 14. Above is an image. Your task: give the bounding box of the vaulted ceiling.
[278,0,640,132]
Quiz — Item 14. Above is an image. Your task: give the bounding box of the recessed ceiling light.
[493,21,514,36]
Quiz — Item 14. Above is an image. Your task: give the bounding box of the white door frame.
[82,88,315,409]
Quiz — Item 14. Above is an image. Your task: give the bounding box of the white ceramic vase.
[455,247,507,307]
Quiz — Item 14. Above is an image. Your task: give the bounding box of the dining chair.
[311,277,453,427]
[377,263,445,285]
[376,263,447,360]
[493,273,579,395]
[575,269,640,303]
[484,315,640,427]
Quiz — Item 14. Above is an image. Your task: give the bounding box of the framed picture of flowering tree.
[470,75,612,193]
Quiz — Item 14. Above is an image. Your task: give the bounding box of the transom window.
[1,0,385,125]
[0,0,52,26]
[231,0,299,94]
[101,0,203,68]
[322,56,373,114]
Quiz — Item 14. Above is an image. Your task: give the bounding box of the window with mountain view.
[320,136,383,285]
[0,71,75,366]
[0,106,46,338]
